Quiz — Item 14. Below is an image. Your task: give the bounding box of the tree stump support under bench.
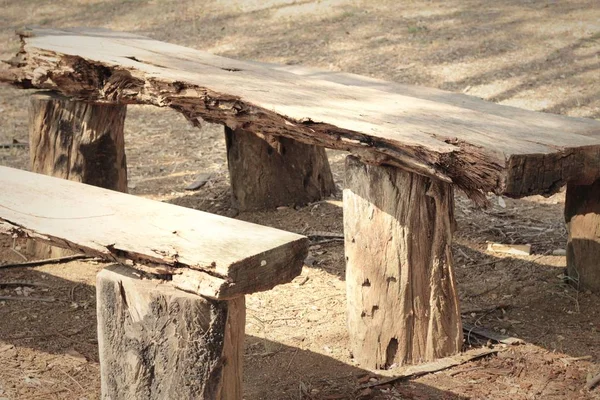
[97,265,245,400]
[343,156,462,368]
[565,179,600,293]
[225,126,336,211]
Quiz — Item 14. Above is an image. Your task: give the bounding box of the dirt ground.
[1,1,600,399]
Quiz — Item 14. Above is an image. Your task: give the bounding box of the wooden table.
[3,27,600,370]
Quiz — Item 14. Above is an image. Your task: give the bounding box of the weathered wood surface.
[97,265,244,399]
[0,166,307,299]
[225,126,335,211]
[344,156,462,369]
[29,91,127,190]
[4,28,600,203]
[565,179,600,293]
[27,91,127,259]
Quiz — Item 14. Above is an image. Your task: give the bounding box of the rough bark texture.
[27,91,127,258]
[5,28,600,206]
[97,265,245,400]
[565,179,600,293]
[343,156,462,369]
[225,127,335,211]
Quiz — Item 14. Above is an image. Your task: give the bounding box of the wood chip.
[487,243,531,256]
[184,172,213,191]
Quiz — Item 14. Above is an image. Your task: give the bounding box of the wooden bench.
[3,27,600,371]
[0,166,307,399]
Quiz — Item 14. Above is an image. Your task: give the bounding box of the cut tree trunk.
[27,91,127,258]
[343,155,462,369]
[565,179,600,293]
[225,126,335,211]
[97,265,245,400]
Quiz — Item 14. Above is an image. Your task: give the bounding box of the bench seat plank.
[3,27,600,202]
[0,166,307,299]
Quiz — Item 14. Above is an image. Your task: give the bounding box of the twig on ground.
[55,367,85,392]
[461,304,511,315]
[286,348,299,370]
[456,247,474,261]
[70,284,82,301]
[0,281,51,288]
[0,254,95,269]
[563,355,592,362]
[27,389,68,398]
[306,231,344,240]
[0,140,27,149]
[466,259,499,269]
[297,276,310,286]
[359,347,499,389]
[0,296,55,302]
[448,366,483,377]
[586,371,600,391]
[309,238,344,246]
[462,322,525,345]
[10,248,28,261]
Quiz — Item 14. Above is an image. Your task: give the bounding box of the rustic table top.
[3,27,600,203]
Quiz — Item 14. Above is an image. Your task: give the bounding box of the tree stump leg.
[27,91,127,258]
[225,126,336,211]
[97,265,244,400]
[565,179,600,293]
[343,155,462,369]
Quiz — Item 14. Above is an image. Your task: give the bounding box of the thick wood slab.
[97,265,244,399]
[0,166,307,299]
[344,156,462,368]
[3,28,600,202]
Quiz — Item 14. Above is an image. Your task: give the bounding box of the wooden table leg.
[565,179,600,293]
[225,127,335,211]
[343,155,462,369]
[28,91,127,258]
[97,265,245,400]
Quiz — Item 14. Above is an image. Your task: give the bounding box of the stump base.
[565,180,600,293]
[97,265,244,400]
[225,127,335,211]
[343,156,462,369]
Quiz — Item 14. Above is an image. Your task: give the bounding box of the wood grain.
[97,265,244,399]
[4,28,600,202]
[0,166,307,299]
[565,179,600,293]
[225,127,335,211]
[343,156,462,368]
[27,91,127,259]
